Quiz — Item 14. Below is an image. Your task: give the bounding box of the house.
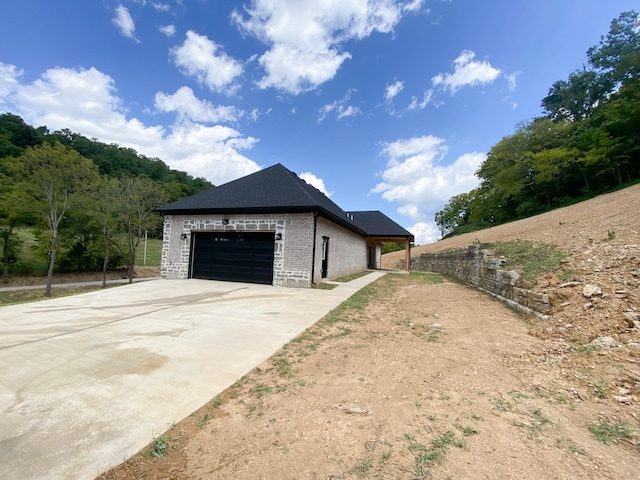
[157,163,414,287]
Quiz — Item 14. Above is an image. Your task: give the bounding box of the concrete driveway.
[0,272,385,479]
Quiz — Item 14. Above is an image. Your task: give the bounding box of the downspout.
[310,212,319,285]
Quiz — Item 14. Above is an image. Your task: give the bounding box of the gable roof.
[158,163,413,240]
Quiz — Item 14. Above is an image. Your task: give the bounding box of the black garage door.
[190,232,275,284]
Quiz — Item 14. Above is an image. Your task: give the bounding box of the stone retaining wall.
[406,245,550,319]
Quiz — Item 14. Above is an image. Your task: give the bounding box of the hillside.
[385,183,640,342]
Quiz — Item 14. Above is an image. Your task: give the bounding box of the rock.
[582,284,602,298]
[623,311,640,329]
[345,406,368,415]
[560,281,580,288]
[590,336,619,348]
[613,395,632,405]
[583,302,593,310]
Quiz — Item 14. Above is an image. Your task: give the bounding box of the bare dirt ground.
[97,185,639,479]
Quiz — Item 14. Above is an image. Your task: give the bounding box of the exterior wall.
[161,213,315,287]
[313,217,368,284]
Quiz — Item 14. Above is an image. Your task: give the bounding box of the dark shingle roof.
[158,163,413,240]
[350,211,414,239]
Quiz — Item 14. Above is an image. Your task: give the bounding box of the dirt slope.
[99,185,640,479]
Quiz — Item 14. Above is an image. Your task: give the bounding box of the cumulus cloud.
[299,172,333,197]
[0,63,260,185]
[432,50,501,94]
[385,80,404,102]
[371,135,484,243]
[159,24,176,36]
[406,221,440,246]
[232,0,423,94]
[113,5,139,42]
[318,90,361,122]
[154,86,242,123]
[170,31,243,95]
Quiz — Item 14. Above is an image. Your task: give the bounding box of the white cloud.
[372,135,484,242]
[299,172,333,197]
[154,86,242,123]
[432,50,500,94]
[406,221,440,245]
[0,63,260,186]
[152,2,171,12]
[113,5,139,42]
[385,80,404,102]
[159,24,176,36]
[504,72,519,91]
[170,31,243,95]
[232,0,422,94]
[319,90,361,122]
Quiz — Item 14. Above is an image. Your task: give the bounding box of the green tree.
[21,142,98,296]
[117,176,166,284]
[93,177,124,287]
[587,10,640,92]
[435,192,473,238]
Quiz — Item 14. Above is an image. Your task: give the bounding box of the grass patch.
[588,421,633,445]
[149,435,170,458]
[0,285,116,306]
[135,238,162,266]
[479,240,566,285]
[528,408,552,437]
[196,413,212,428]
[254,383,273,398]
[323,282,380,324]
[312,282,337,290]
[334,271,372,283]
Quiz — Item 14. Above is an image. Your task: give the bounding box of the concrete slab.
[0,272,386,479]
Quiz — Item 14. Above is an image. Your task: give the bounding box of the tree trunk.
[45,233,57,297]
[101,234,109,289]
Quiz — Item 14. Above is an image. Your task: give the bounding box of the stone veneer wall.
[409,245,550,319]
[161,213,315,287]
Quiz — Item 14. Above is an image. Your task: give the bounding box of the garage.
[190,232,275,284]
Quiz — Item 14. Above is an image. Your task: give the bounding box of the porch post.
[405,238,410,273]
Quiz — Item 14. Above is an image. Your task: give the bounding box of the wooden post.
[405,238,410,273]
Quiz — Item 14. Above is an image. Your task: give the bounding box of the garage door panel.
[191,232,275,284]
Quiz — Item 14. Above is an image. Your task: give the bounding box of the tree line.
[0,114,213,295]
[435,11,640,238]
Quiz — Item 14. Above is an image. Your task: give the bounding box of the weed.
[454,424,478,436]
[556,435,586,455]
[415,399,422,410]
[558,270,574,282]
[590,378,609,399]
[350,458,373,479]
[415,450,444,477]
[589,421,633,445]
[431,431,455,449]
[212,395,223,408]
[528,408,552,437]
[196,413,212,428]
[471,414,484,421]
[440,393,451,401]
[254,383,273,398]
[149,435,170,458]
[607,230,616,241]
[273,357,294,378]
[495,398,512,413]
[574,343,601,355]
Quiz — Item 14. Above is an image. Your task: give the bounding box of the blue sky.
[1,1,636,244]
